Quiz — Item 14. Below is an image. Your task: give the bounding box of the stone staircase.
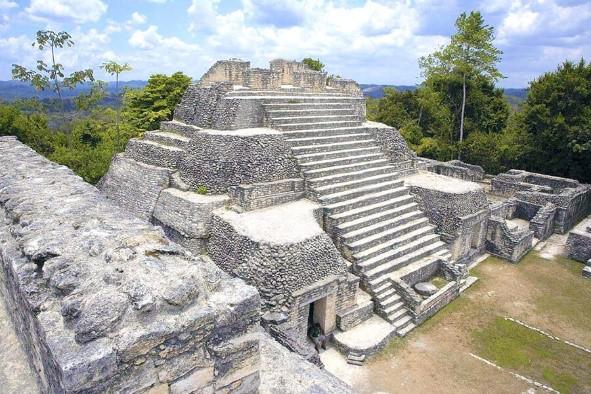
[123,122,197,168]
[262,93,453,336]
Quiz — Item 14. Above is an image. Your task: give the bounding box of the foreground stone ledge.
[0,137,260,393]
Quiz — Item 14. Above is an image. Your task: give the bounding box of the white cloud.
[0,0,17,9]
[129,11,147,25]
[129,25,198,52]
[25,0,107,24]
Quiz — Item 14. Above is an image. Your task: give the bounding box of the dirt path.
[322,236,591,393]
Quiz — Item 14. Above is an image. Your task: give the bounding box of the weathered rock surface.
[0,137,260,393]
[583,266,591,279]
[414,282,438,297]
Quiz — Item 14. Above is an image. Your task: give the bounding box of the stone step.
[271,114,361,125]
[294,146,381,163]
[363,240,447,280]
[124,138,183,169]
[287,133,371,147]
[283,126,368,139]
[307,165,396,188]
[347,353,366,362]
[344,218,432,255]
[278,120,363,131]
[291,139,376,155]
[299,153,384,172]
[384,303,406,318]
[144,131,190,149]
[314,172,400,196]
[263,102,356,111]
[160,120,201,138]
[304,159,390,179]
[325,187,408,215]
[391,252,447,280]
[392,312,413,328]
[230,90,350,97]
[266,108,357,117]
[319,179,405,205]
[354,226,437,264]
[376,288,399,302]
[340,210,424,244]
[328,195,415,225]
[372,282,391,296]
[259,97,364,104]
[378,294,402,309]
[397,322,416,337]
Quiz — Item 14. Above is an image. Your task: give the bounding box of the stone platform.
[332,316,397,356]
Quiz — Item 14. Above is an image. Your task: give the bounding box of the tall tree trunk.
[458,73,466,160]
[115,73,120,135]
[51,43,69,147]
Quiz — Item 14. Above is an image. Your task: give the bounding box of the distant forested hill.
[360,83,528,105]
[0,80,147,100]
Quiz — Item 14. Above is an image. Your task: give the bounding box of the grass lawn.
[339,246,591,393]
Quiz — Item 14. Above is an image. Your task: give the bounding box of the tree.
[518,59,591,182]
[419,11,503,159]
[101,61,132,130]
[11,31,94,118]
[302,58,325,72]
[122,72,191,131]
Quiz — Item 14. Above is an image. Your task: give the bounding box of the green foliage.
[11,31,94,102]
[122,72,191,131]
[419,11,504,156]
[517,59,591,182]
[196,185,208,195]
[419,12,503,83]
[302,58,325,72]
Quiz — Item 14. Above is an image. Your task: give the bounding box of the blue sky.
[0,0,590,87]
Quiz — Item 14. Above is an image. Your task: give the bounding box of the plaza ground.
[322,235,591,393]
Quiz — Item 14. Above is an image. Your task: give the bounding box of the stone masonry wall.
[0,137,260,393]
[177,129,300,193]
[207,211,348,315]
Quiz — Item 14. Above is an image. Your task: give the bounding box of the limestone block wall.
[198,59,250,87]
[0,137,261,393]
[178,129,300,193]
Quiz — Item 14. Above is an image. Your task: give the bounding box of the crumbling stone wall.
[0,137,261,393]
[425,160,485,182]
[485,217,534,262]
[491,170,591,233]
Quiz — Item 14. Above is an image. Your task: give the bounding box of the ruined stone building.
[1,58,590,393]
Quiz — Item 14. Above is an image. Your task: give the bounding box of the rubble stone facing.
[177,129,300,193]
[364,121,416,163]
[207,210,347,314]
[566,216,591,263]
[0,137,260,393]
[98,153,172,221]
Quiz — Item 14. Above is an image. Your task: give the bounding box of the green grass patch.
[472,317,591,393]
[430,275,449,289]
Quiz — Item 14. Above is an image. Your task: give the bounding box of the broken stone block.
[583,266,591,279]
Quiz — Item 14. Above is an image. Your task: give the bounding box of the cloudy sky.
[0,0,589,87]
